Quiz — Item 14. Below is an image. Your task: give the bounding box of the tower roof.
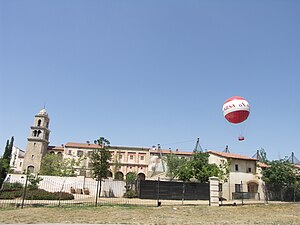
[38,108,48,116]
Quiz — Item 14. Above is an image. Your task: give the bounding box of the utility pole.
[193,138,203,153]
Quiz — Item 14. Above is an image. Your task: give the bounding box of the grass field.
[0,203,299,224]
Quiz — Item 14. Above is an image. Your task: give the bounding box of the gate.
[138,180,209,200]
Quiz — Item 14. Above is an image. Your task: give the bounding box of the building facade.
[16,108,266,201]
[208,150,264,200]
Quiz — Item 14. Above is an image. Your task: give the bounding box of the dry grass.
[0,203,299,224]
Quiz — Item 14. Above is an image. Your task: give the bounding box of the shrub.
[0,190,23,199]
[25,189,74,200]
[123,189,137,198]
[1,182,23,192]
[0,188,74,200]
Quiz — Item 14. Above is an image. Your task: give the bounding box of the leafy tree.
[0,137,14,188]
[112,151,122,177]
[27,174,43,190]
[91,137,111,198]
[262,159,299,201]
[186,152,221,182]
[124,172,138,198]
[166,152,224,182]
[40,154,82,176]
[165,153,187,180]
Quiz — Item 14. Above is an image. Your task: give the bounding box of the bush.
[1,182,23,192]
[0,188,74,200]
[25,189,74,200]
[123,189,137,198]
[0,190,23,199]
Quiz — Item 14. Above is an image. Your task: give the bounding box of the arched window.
[138,173,146,181]
[114,171,124,180]
[49,151,55,154]
[33,130,37,137]
[37,130,42,137]
[37,119,41,127]
[107,171,113,178]
[57,152,62,157]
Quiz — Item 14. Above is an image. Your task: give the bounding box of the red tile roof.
[294,164,300,169]
[48,146,64,151]
[65,142,102,149]
[65,142,150,151]
[150,149,193,156]
[257,162,269,168]
[207,150,257,161]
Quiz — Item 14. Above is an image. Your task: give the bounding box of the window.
[68,150,72,155]
[77,150,84,157]
[19,162,22,167]
[88,151,93,157]
[129,155,134,160]
[37,119,41,127]
[248,167,252,173]
[235,184,241,193]
[219,183,223,192]
[31,155,34,159]
[119,154,123,160]
[140,155,145,160]
[235,164,239,171]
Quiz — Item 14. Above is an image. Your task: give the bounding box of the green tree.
[124,172,138,198]
[262,159,299,201]
[0,137,14,188]
[113,151,122,177]
[91,137,111,198]
[27,174,43,190]
[167,152,224,183]
[165,153,187,180]
[40,154,82,176]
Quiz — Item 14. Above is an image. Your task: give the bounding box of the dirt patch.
[0,203,299,224]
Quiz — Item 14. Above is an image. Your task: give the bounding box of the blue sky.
[1,1,299,160]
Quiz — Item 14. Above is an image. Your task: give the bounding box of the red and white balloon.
[223,96,250,124]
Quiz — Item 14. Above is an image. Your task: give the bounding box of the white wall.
[7,174,126,198]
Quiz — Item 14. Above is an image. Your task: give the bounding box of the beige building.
[9,146,25,173]
[208,150,265,200]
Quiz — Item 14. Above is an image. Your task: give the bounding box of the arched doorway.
[107,171,113,178]
[27,165,35,174]
[138,173,145,180]
[247,181,259,199]
[114,171,124,180]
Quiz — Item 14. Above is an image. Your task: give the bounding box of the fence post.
[209,176,220,206]
[157,177,161,207]
[95,177,100,207]
[182,182,185,205]
[21,174,29,209]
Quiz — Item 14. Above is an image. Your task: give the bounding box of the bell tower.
[22,108,50,173]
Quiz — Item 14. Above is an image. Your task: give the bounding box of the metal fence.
[232,192,260,200]
[138,179,209,201]
[0,175,209,208]
[264,184,300,202]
